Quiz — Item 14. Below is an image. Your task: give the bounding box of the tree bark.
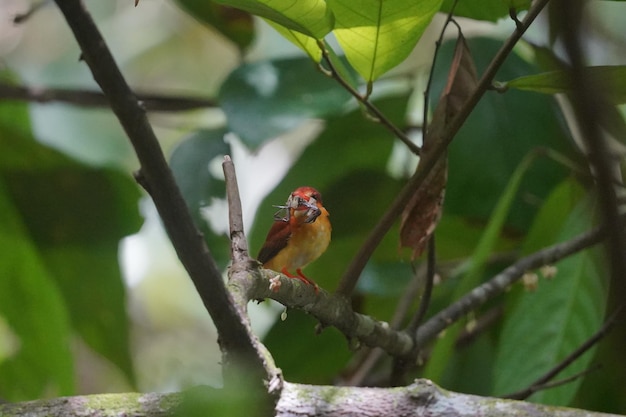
[0,380,621,417]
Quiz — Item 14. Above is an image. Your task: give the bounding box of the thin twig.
[51,0,274,387]
[0,82,217,112]
[503,307,622,400]
[422,0,461,137]
[223,155,251,266]
[415,224,604,347]
[13,0,51,23]
[389,237,438,385]
[316,40,421,156]
[507,365,602,400]
[342,347,385,386]
[336,0,552,297]
[222,156,283,396]
[408,236,436,334]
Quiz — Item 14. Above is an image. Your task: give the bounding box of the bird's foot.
[281,268,319,294]
[295,269,319,294]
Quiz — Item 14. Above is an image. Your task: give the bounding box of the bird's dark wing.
[257,220,291,264]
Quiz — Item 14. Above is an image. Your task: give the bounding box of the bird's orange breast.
[263,207,331,273]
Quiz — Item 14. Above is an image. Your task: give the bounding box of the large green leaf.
[500,66,626,104]
[4,169,141,387]
[494,198,608,405]
[423,153,536,382]
[213,0,333,38]
[172,0,254,50]
[434,214,517,261]
[440,0,529,22]
[265,20,322,62]
[0,181,74,400]
[0,94,141,394]
[521,178,586,255]
[328,0,443,82]
[219,57,351,149]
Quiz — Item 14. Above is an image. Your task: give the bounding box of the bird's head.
[287,187,323,224]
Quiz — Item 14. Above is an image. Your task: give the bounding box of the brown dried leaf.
[400,35,479,258]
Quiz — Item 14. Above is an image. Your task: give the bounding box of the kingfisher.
[257,186,331,290]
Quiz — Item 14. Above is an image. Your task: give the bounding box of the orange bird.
[257,186,331,289]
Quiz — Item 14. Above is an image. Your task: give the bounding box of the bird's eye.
[312,192,322,203]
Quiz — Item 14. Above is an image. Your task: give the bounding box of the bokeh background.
[1,0,625,413]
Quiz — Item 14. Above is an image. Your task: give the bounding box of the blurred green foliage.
[0,77,141,399]
[1,0,625,415]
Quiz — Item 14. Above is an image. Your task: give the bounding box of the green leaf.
[494,198,608,406]
[440,0,527,22]
[213,0,333,38]
[433,38,576,231]
[0,93,141,393]
[502,66,626,104]
[507,0,532,8]
[5,169,141,247]
[328,0,443,82]
[434,214,517,261]
[4,169,142,387]
[522,178,586,255]
[460,153,536,273]
[0,179,74,400]
[172,0,255,50]
[219,57,351,149]
[445,334,497,395]
[170,129,232,268]
[357,261,413,297]
[47,245,136,384]
[423,153,536,382]
[265,20,322,62]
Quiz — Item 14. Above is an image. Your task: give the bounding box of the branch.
[0,82,217,112]
[422,0,461,137]
[316,40,421,156]
[1,380,622,417]
[223,155,251,267]
[51,0,272,385]
[336,0,552,297]
[254,270,415,356]
[222,155,283,393]
[415,224,603,346]
[390,238,437,385]
[408,236,436,333]
[13,0,51,23]
[238,225,603,360]
[341,261,429,385]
